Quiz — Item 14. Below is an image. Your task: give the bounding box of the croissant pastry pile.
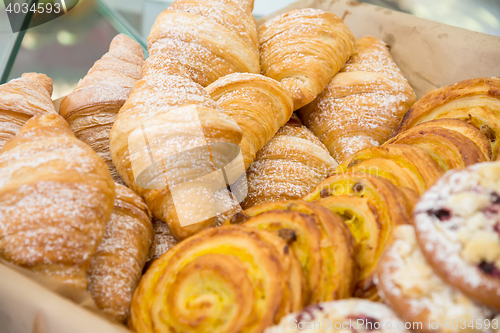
[2,0,500,331]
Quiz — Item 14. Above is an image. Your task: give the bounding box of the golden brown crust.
[242,115,338,209]
[259,8,355,110]
[300,36,416,162]
[0,114,115,290]
[395,77,500,159]
[148,0,259,87]
[129,225,303,333]
[0,73,56,151]
[206,73,293,169]
[335,144,444,195]
[87,184,153,323]
[60,34,145,184]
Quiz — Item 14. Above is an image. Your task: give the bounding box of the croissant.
[87,184,153,323]
[145,218,179,266]
[147,0,259,87]
[259,8,355,110]
[60,34,145,184]
[206,73,294,169]
[0,113,115,289]
[130,225,303,333]
[109,53,244,240]
[396,77,500,159]
[300,36,417,163]
[302,173,416,299]
[226,200,355,304]
[242,114,338,209]
[0,72,56,151]
[335,144,444,195]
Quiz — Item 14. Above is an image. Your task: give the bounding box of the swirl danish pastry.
[259,8,355,110]
[0,113,115,289]
[300,36,416,162]
[226,200,355,304]
[129,225,303,333]
[60,34,145,184]
[0,72,56,151]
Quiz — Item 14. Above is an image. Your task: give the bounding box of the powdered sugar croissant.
[60,34,145,184]
[0,113,115,290]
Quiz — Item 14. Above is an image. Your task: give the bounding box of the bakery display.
[226,200,355,304]
[242,114,337,209]
[87,184,153,323]
[0,72,56,151]
[265,299,410,333]
[377,225,494,333]
[60,34,145,184]
[413,161,500,312]
[259,8,355,110]
[2,0,500,331]
[300,37,416,162]
[129,225,303,333]
[0,113,115,290]
[148,0,260,87]
[396,77,500,159]
[206,73,294,169]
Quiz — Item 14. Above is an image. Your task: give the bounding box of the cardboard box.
[1,0,500,332]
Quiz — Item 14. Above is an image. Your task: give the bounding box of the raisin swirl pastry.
[303,173,416,299]
[130,225,303,333]
[377,225,494,333]
[226,200,355,304]
[259,8,355,110]
[414,161,500,311]
[396,77,500,159]
[265,299,409,333]
[335,144,444,195]
[60,34,145,184]
[87,184,153,323]
[0,114,115,290]
[0,72,56,151]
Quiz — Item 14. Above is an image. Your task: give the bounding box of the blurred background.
[1,0,499,99]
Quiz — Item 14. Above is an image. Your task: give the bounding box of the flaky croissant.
[259,8,355,110]
[130,225,303,333]
[0,113,115,290]
[110,53,244,240]
[148,0,259,87]
[60,34,145,184]
[0,73,56,151]
[396,77,500,159]
[87,183,153,323]
[242,114,338,209]
[300,36,416,163]
[206,73,294,169]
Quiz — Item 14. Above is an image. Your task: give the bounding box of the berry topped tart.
[414,161,500,311]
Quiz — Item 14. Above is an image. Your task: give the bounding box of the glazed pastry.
[130,225,303,333]
[227,200,355,304]
[377,225,494,333]
[110,53,243,240]
[0,72,56,151]
[147,0,259,87]
[206,73,294,169]
[265,299,409,333]
[242,115,338,209]
[385,122,488,171]
[259,8,355,110]
[146,218,179,266]
[0,114,115,290]
[87,184,153,323]
[414,161,500,311]
[60,34,145,184]
[300,36,416,162]
[396,77,500,159]
[303,173,415,299]
[335,144,444,195]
